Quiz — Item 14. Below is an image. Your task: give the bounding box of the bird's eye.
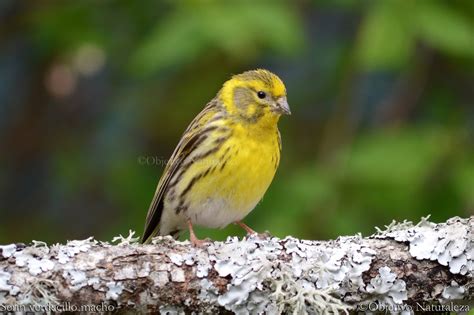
[257,91,266,99]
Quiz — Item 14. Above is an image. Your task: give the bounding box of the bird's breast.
[169,121,281,229]
[199,123,280,212]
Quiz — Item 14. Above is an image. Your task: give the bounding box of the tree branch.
[0,216,472,313]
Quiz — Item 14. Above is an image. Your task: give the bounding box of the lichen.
[22,279,60,307]
[65,270,88,291]
[87,277,101,290]
[105,281,124,300]
[170,267,186,283]
[14,248,55,276]
[55,237,96,264]
[270,267,349,314]
[203,234,359,314]
[111,230,139,246]
[0,268,20,303]
[196,261,210,278]
[168,253,184,266]
[32,240,49,248]
[0,244,17,258]
[365,266,407,305]
[441,281,465,300]
[198,278,219,303]
[375,216,473,276]
[209,236,277,313]
[150,271,170,287]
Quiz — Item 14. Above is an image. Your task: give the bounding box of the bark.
[0,216,472,314]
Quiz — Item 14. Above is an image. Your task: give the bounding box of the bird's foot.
[188,219,209,247]
[245,231,272,240]
[235,221,271,239]
[190,234,208,247]
[255,231,272,239]
[235,221,256,234]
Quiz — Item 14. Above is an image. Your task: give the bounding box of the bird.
[141,69,290,246]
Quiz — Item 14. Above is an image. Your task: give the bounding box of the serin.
[141,69,290,245]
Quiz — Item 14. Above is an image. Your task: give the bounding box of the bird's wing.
[141,99,221,243]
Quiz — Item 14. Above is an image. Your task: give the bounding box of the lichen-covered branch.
[0,216,472,314]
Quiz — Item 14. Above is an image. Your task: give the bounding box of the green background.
[0,0,472,244]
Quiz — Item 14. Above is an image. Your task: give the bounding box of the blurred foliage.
[0,0,472,244]
[356,0,474,69]
[131,1,304,74]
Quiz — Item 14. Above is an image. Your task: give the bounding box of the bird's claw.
[245,231,272,240]
[191,238,207,247]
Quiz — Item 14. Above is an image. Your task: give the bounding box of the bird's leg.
[235,221,272,239]
[235,221,257,235]
[187,219,206,247]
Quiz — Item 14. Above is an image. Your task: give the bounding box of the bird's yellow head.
[220,69,290,124]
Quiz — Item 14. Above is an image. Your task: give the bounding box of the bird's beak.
[276,96,291,115]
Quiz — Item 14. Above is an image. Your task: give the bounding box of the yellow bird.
[141,69,290,245]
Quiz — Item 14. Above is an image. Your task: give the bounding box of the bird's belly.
[182,134,278,229]
[187,197,252,228]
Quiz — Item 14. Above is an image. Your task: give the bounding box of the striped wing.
[141,99,222,243]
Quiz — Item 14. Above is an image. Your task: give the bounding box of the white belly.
[159,196,258,234]
[190,197,257,228]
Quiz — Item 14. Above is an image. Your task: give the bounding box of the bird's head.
[220,69,290,124]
